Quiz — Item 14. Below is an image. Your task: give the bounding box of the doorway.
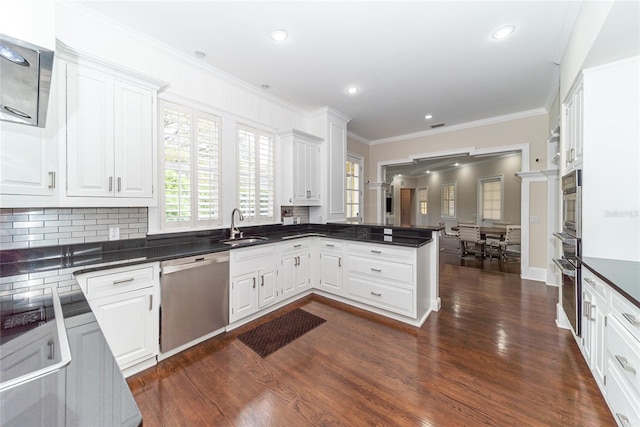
[400,188,413,226]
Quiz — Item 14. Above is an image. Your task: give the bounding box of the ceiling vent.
[430,123,445,129]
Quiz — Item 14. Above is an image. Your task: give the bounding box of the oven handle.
[553,258,576,277]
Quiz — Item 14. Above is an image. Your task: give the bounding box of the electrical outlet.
[109,227,120,241]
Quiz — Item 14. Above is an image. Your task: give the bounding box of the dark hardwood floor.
[128,263,614,426]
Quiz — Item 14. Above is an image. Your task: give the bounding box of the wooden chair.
[491,225,521,262]
[485,221,511,257]
[458,224,486,258]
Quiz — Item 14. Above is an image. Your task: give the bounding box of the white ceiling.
[78,1,583,142]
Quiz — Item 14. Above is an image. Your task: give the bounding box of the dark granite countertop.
[0,223,435,278]
[579,257,640,308]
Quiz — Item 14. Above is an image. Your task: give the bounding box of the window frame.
[236,123,275,224]
[441,182,457,219]
[159,100,222,230]
[478,176,504,222]
[418,187,428,216]
[346,154,364,222]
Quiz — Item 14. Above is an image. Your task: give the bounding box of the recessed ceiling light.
[194,50,206,59]
[346,86,359,95]
[454,163,460,167]
[424,114,433,120]
[492,25,515,40]
[270,30,289,42]
[426,170,431,174]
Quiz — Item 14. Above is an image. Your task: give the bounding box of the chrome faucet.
[230,208,244,239]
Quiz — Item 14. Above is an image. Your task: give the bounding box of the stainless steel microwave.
[562,170,582,238]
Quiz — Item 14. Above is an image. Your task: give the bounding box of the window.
[418,187,428,215]
[160,100,221,229]
[480,177,503,221]
[346,156,363,221]
[442,182,456,218]
[237,124,275,223]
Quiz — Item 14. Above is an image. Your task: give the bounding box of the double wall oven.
[553,170,582,336]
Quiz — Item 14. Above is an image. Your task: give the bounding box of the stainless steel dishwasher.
[160,252,229,353]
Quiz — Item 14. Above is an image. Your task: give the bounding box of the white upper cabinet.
[280,129,323,206]
[65,61,156,202]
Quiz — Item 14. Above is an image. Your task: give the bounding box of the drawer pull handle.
[370,250,382,254]
[615,355,636,375]
[326,243,334,247]
[47,340,55,360]
[370,291,382,297]
[622,312,640,325]
[294,244,302,248]
[584,277,596,286]
[589,304,596,321]
[113,277,135,285]
[583,301,590,318]
[108,176,113,192]
[616,413,630,427]
[338,257,342,267]
[371,268,382,273]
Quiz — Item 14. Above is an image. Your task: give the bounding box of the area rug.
[237,308,326,358]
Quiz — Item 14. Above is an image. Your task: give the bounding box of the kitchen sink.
[219,236,268,246]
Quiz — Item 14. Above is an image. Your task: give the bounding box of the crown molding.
[58,2,310,118]
[369,108,548,146]
[347,131,371,145]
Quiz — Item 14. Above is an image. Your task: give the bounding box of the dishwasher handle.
[162,255,229,275]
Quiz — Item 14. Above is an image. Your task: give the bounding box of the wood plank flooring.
[127,263,614,426]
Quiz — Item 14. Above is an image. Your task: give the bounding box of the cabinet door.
[0,120,56,197]
[591,292,606,391]
[92,287,156,369]
[258,268,277,308]
[582,288,593,365]
[66,63,114,197]
[292,140,308,202]
[306,143,321,202]
[319,252,342,294]
[0,323,65,426]
[114,81,154,198]
[231,273,257,321]
[295,252,311,291]
[573,86,583,165]
[280,255,296,299]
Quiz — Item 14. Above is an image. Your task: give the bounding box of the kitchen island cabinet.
[75,262,160,378]
[577,257,640,426]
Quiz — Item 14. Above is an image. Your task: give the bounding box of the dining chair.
[439,222,460,254]
[485,221,510,257]
[491,225,521,262]
[458,224,486,258]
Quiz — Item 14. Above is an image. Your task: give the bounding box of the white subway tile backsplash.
[0,207,149,296]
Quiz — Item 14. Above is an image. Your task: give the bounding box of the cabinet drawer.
[606,357,640,427]
[279,238,311,253]
[346,275,414,317]
[347,242,414,261]
[232,244,276,263]
[582,269,609,301]
[347,255,413,286]
[611,290,640,342]
[85,265,155,298]
[608,316,640,396]
[318,239,343,251]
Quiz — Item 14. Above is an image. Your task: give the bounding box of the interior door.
[401,188,412,226]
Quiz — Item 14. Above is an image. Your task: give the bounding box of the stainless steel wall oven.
[554,169,583,337]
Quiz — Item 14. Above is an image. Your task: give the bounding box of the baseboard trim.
[521,266,546,282]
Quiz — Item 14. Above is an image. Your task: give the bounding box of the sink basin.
[219,236,268,246]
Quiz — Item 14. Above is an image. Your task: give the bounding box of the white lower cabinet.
[230,244,278,323]
[582,270,608,392]
[75,262,160,377]
[279,239,312,298]
[65,312,140,426]
[577,265,640,427]
[344,242,417,319]
[317,239,343,295]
